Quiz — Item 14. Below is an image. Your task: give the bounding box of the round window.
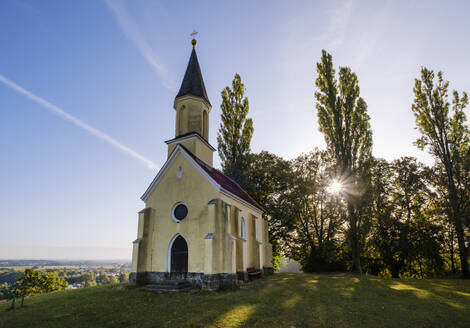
[172,203,188,222]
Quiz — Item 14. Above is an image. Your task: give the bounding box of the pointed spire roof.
[175,45,211,106]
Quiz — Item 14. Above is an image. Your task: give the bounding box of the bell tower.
[165,38,215,166]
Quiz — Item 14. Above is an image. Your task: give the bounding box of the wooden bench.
[246,267,262,277]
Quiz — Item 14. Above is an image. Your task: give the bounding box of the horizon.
[0,258,130,262]
[1,0,469,259]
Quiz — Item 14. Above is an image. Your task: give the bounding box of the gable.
[141,145,264,214]
[141,146,219,202]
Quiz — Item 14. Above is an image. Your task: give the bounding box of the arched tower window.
[178,105,186,135]
[203,110,208,140]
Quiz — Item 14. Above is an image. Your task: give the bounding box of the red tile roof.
[180,145,264,212]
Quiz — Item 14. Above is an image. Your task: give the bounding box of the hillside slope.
[1,273,470,328]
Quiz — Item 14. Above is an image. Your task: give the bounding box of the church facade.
[129,39,273,290]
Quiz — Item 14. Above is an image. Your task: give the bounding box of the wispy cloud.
[350,1,392,70]
[0,75,157,170]
[324,0,353,50]
[104,0,177,91]
[9,0,41,16]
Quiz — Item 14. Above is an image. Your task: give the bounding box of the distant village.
[0,259,131,300]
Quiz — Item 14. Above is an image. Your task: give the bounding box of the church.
[129,38,273,290]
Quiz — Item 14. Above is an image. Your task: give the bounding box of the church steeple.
[175,44,211,107]
[167,38,215,166]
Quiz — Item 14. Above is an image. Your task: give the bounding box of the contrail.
[104,0,177,91]
[0,74,158,170]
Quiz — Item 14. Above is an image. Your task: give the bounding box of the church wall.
[135,208,154,272]
[194,138,214,166]
[220,203,236,274]
[218,194,272,271]
[248,214,261,269]
[131,212,146,273]
[144,152,219,274]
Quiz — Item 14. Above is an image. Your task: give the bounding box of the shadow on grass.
[205,273,470,328]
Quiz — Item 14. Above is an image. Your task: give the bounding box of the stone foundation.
[129,272,137,285]
[129,271,239,290]
[236,271,248,282]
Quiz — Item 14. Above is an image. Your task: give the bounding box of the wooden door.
[171,236,188,275]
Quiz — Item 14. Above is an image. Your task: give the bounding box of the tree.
[369,158,399,276]
[412,68,470,277]
[284,150,347,272]
[217,73,254,186]
[96,271,118,285]
[243,151,293,269]
[0,282,9,300]
[11,268,68,308]
[119,272,130,283]
[314,50,373,274]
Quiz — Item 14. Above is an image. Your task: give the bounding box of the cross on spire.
[191,30,198,48]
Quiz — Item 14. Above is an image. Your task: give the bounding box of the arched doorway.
[169,235,188,278]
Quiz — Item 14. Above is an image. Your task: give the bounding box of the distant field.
[1,273,470,328]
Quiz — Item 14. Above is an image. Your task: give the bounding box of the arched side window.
[241,217,246,239]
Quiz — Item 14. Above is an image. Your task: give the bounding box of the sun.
[327,180,343,194]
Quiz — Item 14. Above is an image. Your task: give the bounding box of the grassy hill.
[1,273,469,328]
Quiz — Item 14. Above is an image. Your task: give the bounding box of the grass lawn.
[1,273,470,328]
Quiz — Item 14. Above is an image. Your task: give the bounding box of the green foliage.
[119,272,130,283]
[315,51,372,175]
[284,150,347,272]
[217,73,254,186]
[66,272,96,285]
[243,151,293,269]
[9,268,68,308]
[412,68,470,277]
[368,157,444,278]
[314,50,373,274]
[0,282,9,299]
[96,271,119,285]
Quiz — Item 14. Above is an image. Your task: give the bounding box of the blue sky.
[1,0,469,259]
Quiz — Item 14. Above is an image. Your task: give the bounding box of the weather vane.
[191,30,198,48]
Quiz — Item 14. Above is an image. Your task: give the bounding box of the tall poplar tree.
[314,50,373,274]
[217,73,254,186]
[412,68,470,277]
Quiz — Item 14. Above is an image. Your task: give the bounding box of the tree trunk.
[21,294,25,307]
[450,246,456,275]
[454,222,469,278]
[418,260,424,279]
[10,297,15,310]
[390,262,400,278]
[448,230,457,275]
[348,203,362,274]
[448,181,469,278]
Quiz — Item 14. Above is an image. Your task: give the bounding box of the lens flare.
[327,180,343,194]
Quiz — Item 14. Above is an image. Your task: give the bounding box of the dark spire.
[175,44,211,106]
